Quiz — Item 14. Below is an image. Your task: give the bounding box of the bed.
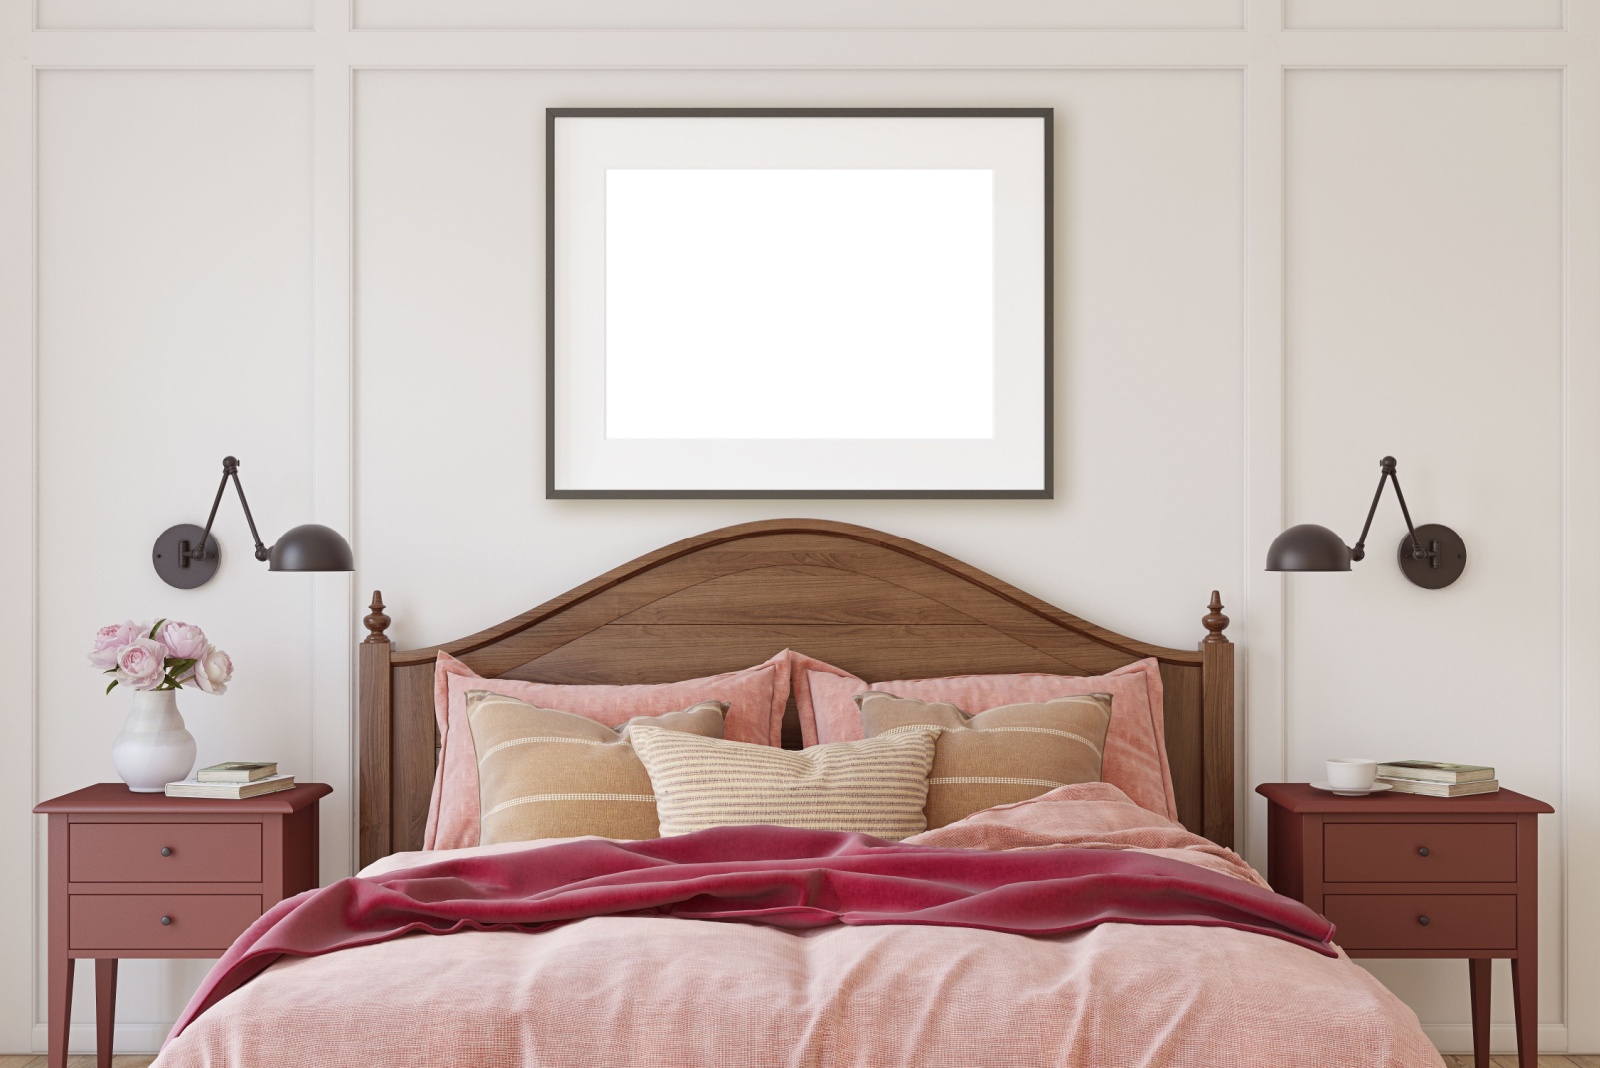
[153,519,1443,1067]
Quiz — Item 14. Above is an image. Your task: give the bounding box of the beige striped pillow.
[628,724,941,841]
[857,691,1112,829]
[465,689,728,845]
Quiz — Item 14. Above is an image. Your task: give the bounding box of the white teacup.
[1326,758,1378,791]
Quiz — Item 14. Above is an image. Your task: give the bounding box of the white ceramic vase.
[111,689,197,792]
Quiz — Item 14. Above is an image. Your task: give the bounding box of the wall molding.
[3,3,1598,1055]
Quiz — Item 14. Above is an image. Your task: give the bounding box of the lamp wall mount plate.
[152,524,219,589]
[1397,522,1467,590]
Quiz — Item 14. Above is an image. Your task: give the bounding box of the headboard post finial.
[363,590,391,644]
[1201,590,1230,644]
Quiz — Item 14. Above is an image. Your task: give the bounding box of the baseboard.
[31,1021,168,1055]
[1423,1022,1568,1054]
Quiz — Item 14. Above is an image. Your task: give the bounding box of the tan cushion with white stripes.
[856,691,1112,829]
[628,724,940,841]
[465,689,727,845]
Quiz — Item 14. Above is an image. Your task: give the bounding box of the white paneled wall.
[32,67,320,1041]
[1,0,1597,1057]
[1285,67,1567,1039]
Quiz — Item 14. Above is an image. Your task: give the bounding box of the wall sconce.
[152,456,353,589]
[1265,456,1467,589]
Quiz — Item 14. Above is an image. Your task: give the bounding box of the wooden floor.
[0,1055,1594,1067]
[0,1059,155,1068]
[1442,1060,1600,1068]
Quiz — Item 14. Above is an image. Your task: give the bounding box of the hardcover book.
[196,761,278,783]
[1375,760,1495,785]
[1377,777,1500,798]
[165,774,295,800]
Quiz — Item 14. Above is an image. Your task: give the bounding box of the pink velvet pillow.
[787,651,1177,821]
[426,650,793,850]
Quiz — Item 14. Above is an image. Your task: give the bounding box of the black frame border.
[545,106,1054,500]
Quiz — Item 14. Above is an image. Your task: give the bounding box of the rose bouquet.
[90,619,234,695]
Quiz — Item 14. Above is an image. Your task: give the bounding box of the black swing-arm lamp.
[152,456,353,589]
[1265,456,1467,589]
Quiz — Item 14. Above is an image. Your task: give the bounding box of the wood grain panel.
[516,624,1080,685]
[359,520,1233,866]
[614,565,975,625]
[390,663,437,858]
[358,629,393,869]
[1160,661,1204,837]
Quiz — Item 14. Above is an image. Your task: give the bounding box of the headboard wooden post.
[356,520,1238,868]
[358,591,393,867]
[1199,591,1235,846]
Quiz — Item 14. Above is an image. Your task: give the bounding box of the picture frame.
[546,107,1053,498]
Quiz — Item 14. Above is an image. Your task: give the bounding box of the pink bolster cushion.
[787,651,1177,821]
[426,650,793,850]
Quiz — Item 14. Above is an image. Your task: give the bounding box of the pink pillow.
[787,651,1177,821]
[426,650,793,850]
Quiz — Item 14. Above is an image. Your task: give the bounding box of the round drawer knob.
[160,846,172,857]
[1418,915,1431,927]
[160,915,172,926]
[1417,846,1430,857]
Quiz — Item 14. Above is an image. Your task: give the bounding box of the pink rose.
[88,620,149,670]
[190,645,233,695]
[114,637,169,691]
[158,621,208,662]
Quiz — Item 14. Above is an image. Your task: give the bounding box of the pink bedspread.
[153,784,1445,1068]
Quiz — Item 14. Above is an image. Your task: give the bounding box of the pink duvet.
[153,784,1444,1068]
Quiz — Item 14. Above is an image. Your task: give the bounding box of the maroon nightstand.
[1256,782,1552,1068]
[34,782,331,1068]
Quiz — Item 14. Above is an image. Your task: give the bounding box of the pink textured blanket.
[169,822,1333,1042]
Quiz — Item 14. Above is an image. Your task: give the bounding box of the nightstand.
[34,782,331,1068]
[1256,782,1552,1068]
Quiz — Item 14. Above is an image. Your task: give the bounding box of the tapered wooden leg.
[95,958,118,1068]
[47,953,74,1068]
[1511,954,1536,1068]
[1467,958,1491,1068]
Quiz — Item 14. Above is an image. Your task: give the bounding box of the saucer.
[1310,780,1393,797]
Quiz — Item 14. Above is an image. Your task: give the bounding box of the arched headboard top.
[358,519,1234,867]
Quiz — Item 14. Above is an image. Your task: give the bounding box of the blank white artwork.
[603,168,995,440]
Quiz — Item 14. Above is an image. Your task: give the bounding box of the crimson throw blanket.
[168,825,1334,1040]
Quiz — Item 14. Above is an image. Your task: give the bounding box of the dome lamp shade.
[1264,524,1352,572]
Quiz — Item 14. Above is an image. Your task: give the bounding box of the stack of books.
[1376,760,1499,797]
[165,761,294,800]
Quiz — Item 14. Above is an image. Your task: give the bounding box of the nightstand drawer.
[1324,823,1515,883]
[69,894,262,951]
[1325,894,1516,951]
[70,822,262,883]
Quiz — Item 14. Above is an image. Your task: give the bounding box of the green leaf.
[149,618,166,640]
[105,680,118,694]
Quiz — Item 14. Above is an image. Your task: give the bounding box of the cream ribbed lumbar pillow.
[628,724,941,841]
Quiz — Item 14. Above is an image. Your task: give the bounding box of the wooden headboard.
[357,519,1235,869]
